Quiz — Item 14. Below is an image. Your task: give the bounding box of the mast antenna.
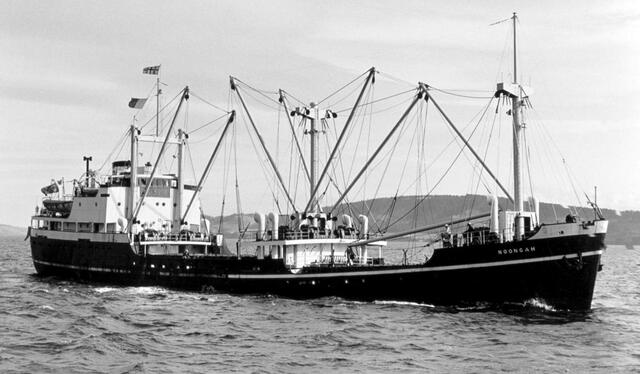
[512,12,518,85]
[156,69,161,136]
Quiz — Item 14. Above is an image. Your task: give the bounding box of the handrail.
[138,232,213,243]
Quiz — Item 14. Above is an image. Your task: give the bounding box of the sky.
[1,0,639,226]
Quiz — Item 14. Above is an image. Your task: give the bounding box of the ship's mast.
[309,102,319,212]
[129,124,138,228]
[156,72,161,136]
[128,87,189,233]
[174,128,185,233]
[511,12,525,240]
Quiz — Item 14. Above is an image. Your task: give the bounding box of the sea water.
[1,237,638,373]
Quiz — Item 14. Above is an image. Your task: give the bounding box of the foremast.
[495,12,526,240]
[511,12,525,240]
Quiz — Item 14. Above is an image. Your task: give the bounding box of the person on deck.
[346,247,355,266]
[441,224,452,247]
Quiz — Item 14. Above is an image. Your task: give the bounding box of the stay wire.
[385,97,492,230]
[334,88,416,114]
[189,91,231,114]
[467,98,501,218]
[189,112,232,135]
[233,79,280,106]
[317,69,370,106]
[280,89,307,107]
[428,85,494,99]
[96,128,130,172]
[391,96,495,200]
[139,89,182,131]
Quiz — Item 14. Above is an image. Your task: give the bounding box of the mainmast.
[174,128,185,233]
[309,102,319,212]
[129,124,137,219]
[511,12,525,240]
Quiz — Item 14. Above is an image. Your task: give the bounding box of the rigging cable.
[317,69,370,106]
[529,102,587,217]
[138,89,182,131]
[389,95,496,203]
[428,85,494,99]
[385,96,494,230]
[334,89,415,114]
[237,99,283,215]
[467,97,501,218]
[189,91,231,114]
[218,128,231,234]
[375,101,425,233]
[188,113,232,136]
[96,128,130,173]
[279,89,307,107]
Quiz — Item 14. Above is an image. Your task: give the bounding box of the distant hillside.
[0,224,26,237]
[206,195,640,245]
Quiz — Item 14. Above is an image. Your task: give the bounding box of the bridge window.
[139,178,171,198]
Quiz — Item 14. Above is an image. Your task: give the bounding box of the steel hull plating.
[30,233,605,310]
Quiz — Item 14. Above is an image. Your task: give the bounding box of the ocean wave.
[374,300,436,308]
[94,287,117,294]
[523,298,558,312]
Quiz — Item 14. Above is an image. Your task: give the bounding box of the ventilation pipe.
[118,217,128,233]
[326,215,334,236]
[341,214,353,228]
[529,196,540,227]
[202,217,211,235]
[489,195,499,235]
[358,215,369,239]
[268,212,279,240]
[358,215,369,264]
[253,213,265,240]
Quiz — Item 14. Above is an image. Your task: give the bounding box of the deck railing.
[138,232,214,243]
[255,229,360,241]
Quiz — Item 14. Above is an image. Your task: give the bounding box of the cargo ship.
[29,13,607,310]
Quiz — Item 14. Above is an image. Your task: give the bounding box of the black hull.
[30,233,605,310]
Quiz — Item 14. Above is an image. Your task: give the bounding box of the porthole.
[78,202,82,207]
[117,202,121,206]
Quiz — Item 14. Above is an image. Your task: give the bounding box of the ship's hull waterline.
[30,232,605,310]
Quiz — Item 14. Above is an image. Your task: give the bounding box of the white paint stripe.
[33,250,602,280]
[142,241,211,246]
[33,260,133,274]
[226,250,603,279]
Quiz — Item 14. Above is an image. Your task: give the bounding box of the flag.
[40,182,59,195]
[143,65,160,75]
[128,97,147,109]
